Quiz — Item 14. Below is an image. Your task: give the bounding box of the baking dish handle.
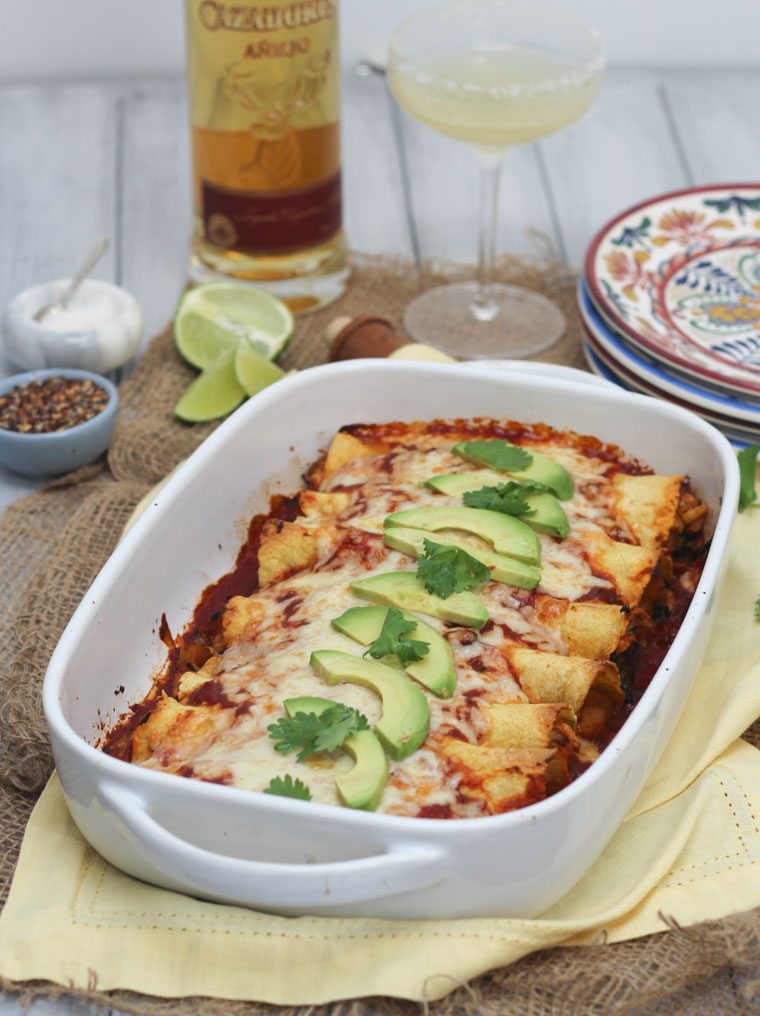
[102,785,447,908]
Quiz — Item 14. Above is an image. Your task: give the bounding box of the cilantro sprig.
[264,775,312,801]
[737,444,759,512]
[267,704,369,761]
[416,538,490,599]
[463,479,547,517]
[754,595,760,620]
[364,607,429,665]
[453,439,533,472]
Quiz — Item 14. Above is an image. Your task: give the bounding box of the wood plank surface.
[120,79,193,349]
[537,71,690,267]
[661,69,760,184]
[0,999,109,1016]
[342,68,414,258]
[0,84,118,376]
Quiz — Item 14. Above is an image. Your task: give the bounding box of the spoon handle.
[59,238,110,310]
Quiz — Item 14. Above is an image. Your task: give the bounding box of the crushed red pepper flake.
[0,376,109,434]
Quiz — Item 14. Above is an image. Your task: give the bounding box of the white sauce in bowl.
[2,278,143,374]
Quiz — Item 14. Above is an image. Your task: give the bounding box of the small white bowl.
[2,279,143,374]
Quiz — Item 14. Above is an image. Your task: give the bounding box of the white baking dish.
[43,361,738,919]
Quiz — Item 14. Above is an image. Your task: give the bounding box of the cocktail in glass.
[388,0,605,358]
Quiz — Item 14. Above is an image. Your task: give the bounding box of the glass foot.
[403,282,565,359]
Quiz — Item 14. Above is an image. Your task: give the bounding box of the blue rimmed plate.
[578,279,760,426]
[581,338,754,449]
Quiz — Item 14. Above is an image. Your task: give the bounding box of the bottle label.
[201,170,342,254]
[186,0,342,255]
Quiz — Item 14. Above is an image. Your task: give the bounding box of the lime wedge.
[175,283,294,369]
[234,341,286,396]
[174,353,246,423]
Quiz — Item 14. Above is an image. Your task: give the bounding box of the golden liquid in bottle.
[185,0,349,312]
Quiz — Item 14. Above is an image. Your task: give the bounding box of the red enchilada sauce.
[102,494,300,762]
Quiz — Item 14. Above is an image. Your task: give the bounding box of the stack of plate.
[579,183,760,447]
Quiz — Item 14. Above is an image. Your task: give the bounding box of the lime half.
[175,283,294,369]
[174,353,246,423]
[234,342,286,397]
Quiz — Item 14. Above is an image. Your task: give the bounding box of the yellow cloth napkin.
[2,506,760,1006]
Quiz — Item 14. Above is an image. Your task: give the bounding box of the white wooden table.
[1,65,758,1014]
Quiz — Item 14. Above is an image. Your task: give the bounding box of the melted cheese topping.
[131,424,663,818]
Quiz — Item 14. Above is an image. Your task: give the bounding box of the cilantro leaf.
[453,439,533,472]
[755,594,760,620]
[737,443,759,512]
[264,775,312,801]
[313,706,369,753]
[463,479,547,516]
[267,705,369,761]
[416,538,490,599]
[364,606,430,665]
[267,711,327,761]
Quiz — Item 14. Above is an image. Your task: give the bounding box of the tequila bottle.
[185,0,349,312]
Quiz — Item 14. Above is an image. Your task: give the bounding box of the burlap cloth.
[1,253,759,1015]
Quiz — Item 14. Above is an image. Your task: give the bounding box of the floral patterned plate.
[585,184,760,398]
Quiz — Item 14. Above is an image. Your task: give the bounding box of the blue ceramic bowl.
[0,367,118,478]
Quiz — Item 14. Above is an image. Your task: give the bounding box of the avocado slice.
[284,696,388,810]
[452,440,574,500]
[425,472,568,538]
[384,527,541,590]
[310,649,429,761]
[332,605,457,698]
[384,506,541,565]
[425,469,506,496]
[513,492,569,538]
[284,695,339,717]
[351,571,489,628]
[331,605,393,645]
[336,729,390,811]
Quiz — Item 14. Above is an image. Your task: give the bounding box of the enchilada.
[102,417,708,819]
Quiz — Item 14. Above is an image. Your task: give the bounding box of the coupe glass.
[387,0,605,358]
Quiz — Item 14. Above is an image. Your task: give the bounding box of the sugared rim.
[0,367,117,442]
[584,182,760,397]
[388,0,606,93]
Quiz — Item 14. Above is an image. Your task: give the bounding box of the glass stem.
[471,149,505,322]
